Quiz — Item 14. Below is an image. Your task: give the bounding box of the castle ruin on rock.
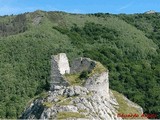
[20,53,143,120]
[50,53,110,98]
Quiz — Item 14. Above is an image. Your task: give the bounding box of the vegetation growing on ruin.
[64,73,86,86]
[65,62,107,86]
[89,62,107,77]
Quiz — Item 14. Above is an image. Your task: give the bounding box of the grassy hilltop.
[0,10,160,118]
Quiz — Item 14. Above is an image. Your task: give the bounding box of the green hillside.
[0,10,159,118]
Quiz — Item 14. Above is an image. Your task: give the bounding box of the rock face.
[85,72,110,99]
[20,86,122,120]
[20,53,143,120]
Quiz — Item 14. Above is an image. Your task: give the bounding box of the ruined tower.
[50,53,70,90]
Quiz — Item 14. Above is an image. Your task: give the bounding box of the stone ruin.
[20,53,144,120]
[50,53,70,90]
[70,57,96,73]
[50,53,109,98]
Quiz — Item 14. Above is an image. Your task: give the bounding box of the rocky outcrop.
[20,53,143,120]
[85,72,110,99]
[20,86,122,120]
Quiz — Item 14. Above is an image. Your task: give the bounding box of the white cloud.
[119,2,134,11]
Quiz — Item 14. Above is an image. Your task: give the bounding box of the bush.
[79,71,88,79]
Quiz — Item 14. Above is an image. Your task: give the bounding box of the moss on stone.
[57,112,85,119]
[89,62,107,77]
[58,98,72,106]
[78,109,88,113]
[58,95,67,101]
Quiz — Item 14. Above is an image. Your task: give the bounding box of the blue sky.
[0,0,160,15]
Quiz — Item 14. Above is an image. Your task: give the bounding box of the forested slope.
[0,10,159,118]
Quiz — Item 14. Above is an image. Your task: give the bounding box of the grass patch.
[57,112,85,119]
[64,73,85,86]
[111,90,141,114]
[58,98,71,106]
[43,102,53,108]
[78,109,88,113]
[58,96,67,101]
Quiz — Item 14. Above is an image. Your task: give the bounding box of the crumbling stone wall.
[50,54,109,99]
[53,53,70,74]
[70,57,110,98]
[70,57,96,73]
[50,53,70,90]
